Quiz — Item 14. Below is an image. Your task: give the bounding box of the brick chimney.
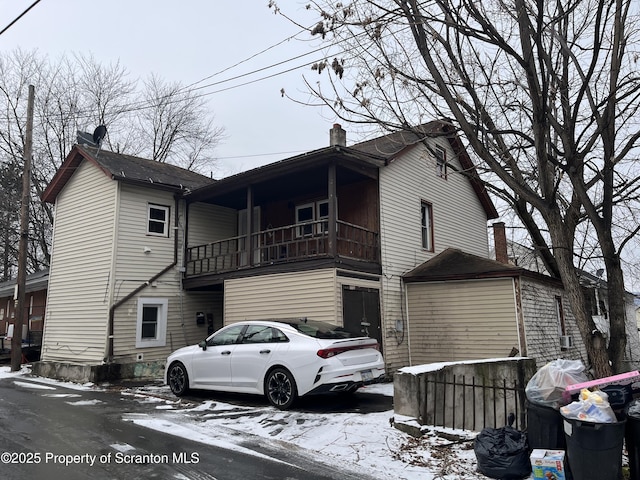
[330,123,346,147]
[493,222,509,264]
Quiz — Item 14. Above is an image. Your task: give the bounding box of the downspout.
[106,194,180,362]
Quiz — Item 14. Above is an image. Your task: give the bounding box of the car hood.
[168,344,201,360]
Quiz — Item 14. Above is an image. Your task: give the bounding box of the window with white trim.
[295,203,315,237]
[136,298,168,348]
[317,200,329,234]
[421,201,434,252]
[147,204,170,236]
[295,199,332,237]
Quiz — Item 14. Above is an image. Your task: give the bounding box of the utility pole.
[11,85,34,372]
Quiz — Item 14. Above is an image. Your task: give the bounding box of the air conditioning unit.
[560,335,573,349]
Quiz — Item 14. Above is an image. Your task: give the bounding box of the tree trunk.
[602,244,628,373]
[546,213,612,378]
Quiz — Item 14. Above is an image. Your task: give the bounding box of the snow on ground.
[121,381,485,480]
[1,365,492,479]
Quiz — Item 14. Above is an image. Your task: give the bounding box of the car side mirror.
[198,340,207,351]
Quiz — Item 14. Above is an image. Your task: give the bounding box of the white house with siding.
[36,145,216,380]
[36,122,500,381]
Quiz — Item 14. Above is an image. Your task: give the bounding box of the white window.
[295,203,315,237]
[147,204,170,236]
[316,200,329,234]
[296,199,332,237]
[421,201,434,251]
[136,298,168,348]
[434,146,447,178]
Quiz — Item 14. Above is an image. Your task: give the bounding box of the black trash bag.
[474,425,531,479]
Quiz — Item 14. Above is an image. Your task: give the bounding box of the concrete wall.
[394,357,536,431]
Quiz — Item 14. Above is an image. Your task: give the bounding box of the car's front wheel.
[265,367,298,410]
[168,362,189,396]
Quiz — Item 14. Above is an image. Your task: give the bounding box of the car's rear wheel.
[168,362,189,396]
[265,367,297,410]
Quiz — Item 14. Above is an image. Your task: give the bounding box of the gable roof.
[351,122,498,219]
[187,121,498,219]
[42,145,215,203]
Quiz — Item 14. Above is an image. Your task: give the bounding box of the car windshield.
[284,319,360,339]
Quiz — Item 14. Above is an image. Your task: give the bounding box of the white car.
[165,318,386,409]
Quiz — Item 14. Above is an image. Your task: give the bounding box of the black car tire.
[265,367,298,410]
[168,362,190,397]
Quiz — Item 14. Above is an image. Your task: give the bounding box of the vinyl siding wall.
[112,291,222,363]
[187,202,237,247]
[521,279,589,368]
[405,278,519,364]
[225,269,338,324]
[42,161,116,363]
[379,140,491,370]
[111,185,192,363]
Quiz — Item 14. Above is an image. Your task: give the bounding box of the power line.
[0,0,43,37]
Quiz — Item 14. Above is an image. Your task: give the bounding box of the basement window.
[136,298,168,348]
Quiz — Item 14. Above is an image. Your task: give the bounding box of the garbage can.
[626,402,640,480]
[563,415,626,480]
[526,400,566,450]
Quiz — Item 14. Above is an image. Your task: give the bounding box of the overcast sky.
[0,1,355,177]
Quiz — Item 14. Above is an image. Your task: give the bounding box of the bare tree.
[0,49,225,279]
[277,0,640,376]
[136,74,225,172]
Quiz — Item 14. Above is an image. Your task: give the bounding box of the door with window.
[191,324,245,388]
[342,287,382,352]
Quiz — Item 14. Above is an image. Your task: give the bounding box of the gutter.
[106,194,181,362]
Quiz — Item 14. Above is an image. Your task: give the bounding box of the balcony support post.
[328,163,337,257]
[246,186,254,267]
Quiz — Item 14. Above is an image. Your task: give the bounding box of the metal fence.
[422,374,527,431]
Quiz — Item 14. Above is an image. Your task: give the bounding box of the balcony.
[186,220,379,277]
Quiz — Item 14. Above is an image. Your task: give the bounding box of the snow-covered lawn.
[1,365,491,479]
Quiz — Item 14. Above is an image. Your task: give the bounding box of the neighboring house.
[35,121,499,381]
[476,232,640,370]
[0,269,48,349]
[403,246,589,369]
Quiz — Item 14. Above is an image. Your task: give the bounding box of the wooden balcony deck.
[186,220,379,276]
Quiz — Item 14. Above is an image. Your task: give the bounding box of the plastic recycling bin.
[626,404,640,480]
[562,415,626,480]
[526,400,566,451]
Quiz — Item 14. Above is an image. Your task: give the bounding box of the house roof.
[403,248,523,282]
[188,121,498,219]
[351,122,498,219]
[186,145,386,204]
[404,248,566,288]
[42,145,215,203]
[42,122,498,220]
[0,269,49,298]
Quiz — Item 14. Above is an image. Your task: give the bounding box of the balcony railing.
[186,220,379,276]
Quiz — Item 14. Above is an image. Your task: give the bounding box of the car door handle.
[259,349,271,354]
[221,350,231,356]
